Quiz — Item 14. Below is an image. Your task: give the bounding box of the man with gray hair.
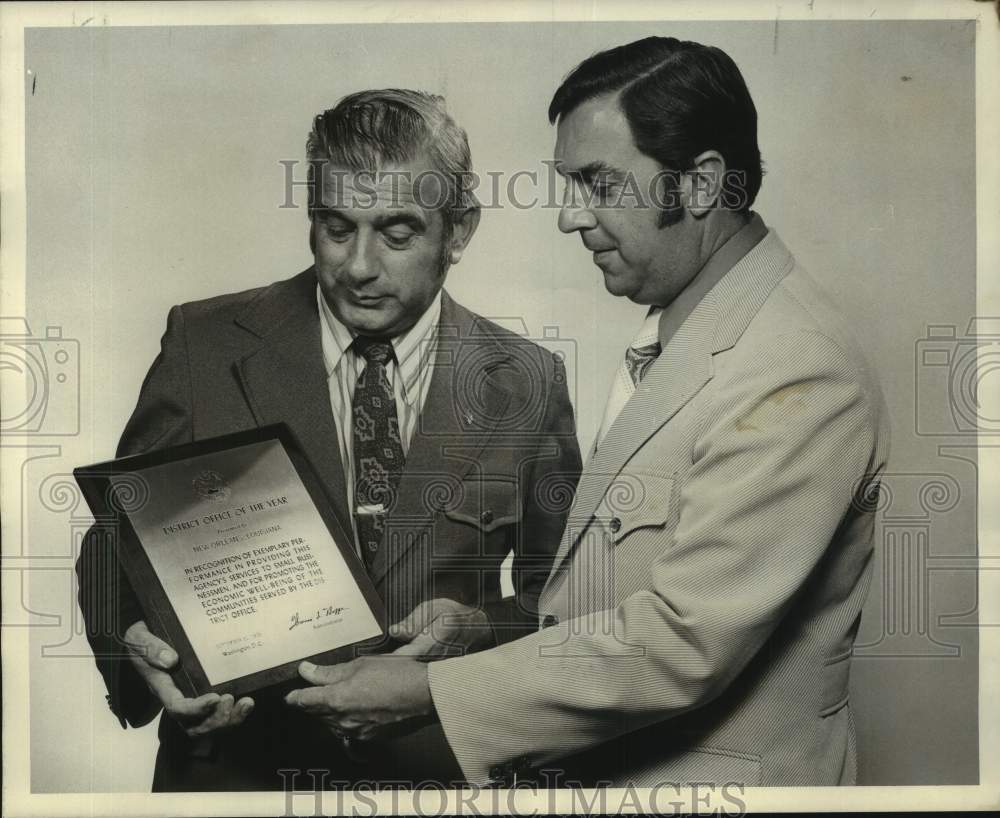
[76,88,581,791]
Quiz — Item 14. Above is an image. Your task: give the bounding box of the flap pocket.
[443,478,521,533]
[616,743,762,788]
[820,650,852,717]
[668,745,762,787]
[601,473,676,543]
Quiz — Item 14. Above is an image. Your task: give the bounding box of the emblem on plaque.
[192,469,231,503]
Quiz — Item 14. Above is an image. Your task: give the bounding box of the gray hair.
[306,88,477,229]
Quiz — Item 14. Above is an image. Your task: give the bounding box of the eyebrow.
[556,160,626,184]
[372,212,427,232]
[316,208,427,232]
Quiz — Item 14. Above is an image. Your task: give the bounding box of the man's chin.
[334,302,398,336]
[600,270,637,300]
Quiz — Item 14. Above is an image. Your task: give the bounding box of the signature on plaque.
[289,606,349,630]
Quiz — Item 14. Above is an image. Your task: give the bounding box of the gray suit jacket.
[75,268,582,790]
[428,229,890,787]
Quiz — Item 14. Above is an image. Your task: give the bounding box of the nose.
[342,232,378,284]
[558,185,598,234]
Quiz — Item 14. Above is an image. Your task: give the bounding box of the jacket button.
[481,509,494,525]
[488,762,509,784]
[541,614,559,628]
[609,517,622,533]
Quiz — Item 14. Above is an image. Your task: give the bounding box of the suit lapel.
[547,230,796,579]
[233,269,354,539]
[547,300,718,576]
[368,292,513,586]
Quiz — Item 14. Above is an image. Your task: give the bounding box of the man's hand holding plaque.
[125,621,255,736]
[285,656,434,743]
[285,597,491,743]
[388,598,494,659]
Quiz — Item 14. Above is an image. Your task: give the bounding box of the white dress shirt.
[316,285,440,551]
[596,306,663,445]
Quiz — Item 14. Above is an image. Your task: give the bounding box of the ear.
[309,218,317,255]
[682,150,727,218]
[446,207,481,266]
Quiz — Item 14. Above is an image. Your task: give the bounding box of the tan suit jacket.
[428,229,890,786]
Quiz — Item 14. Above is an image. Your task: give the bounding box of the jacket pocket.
[599,473,676,544]
[671,745,762,787]
[612,743,762,788]
[820,650,852,717]
[442,478,521,533]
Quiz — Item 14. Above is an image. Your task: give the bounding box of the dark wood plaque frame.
[74,423,386,698]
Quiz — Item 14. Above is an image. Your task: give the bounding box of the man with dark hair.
[291,39,889,788]
[547,35,763,225]
[75,89,582,791]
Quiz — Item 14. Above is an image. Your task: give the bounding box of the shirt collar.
[631,305,664,350]
[657,211,768,349]
[392,291,441,406]
[316,284,441,407]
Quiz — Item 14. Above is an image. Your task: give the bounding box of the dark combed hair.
[548,37,763,214]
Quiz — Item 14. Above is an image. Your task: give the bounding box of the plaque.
[74,424,385,698]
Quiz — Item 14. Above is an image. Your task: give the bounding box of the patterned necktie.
[625,341,660,387]
[351,335,405,570]
[596,312,663,446]
[624,341,662,387]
